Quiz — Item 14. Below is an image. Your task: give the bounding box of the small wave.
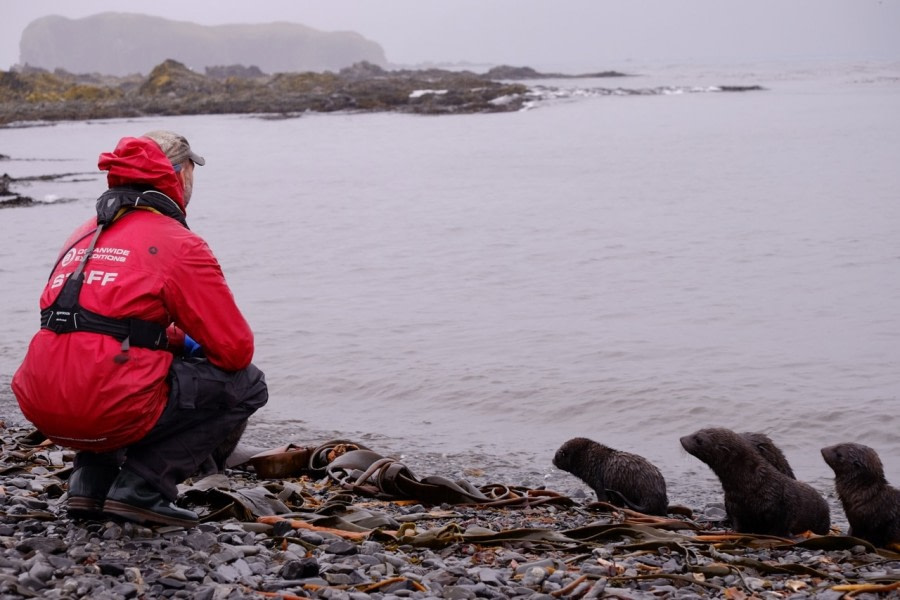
[409,89,448,99]
[33,194,81,205]
[523,83,765,106]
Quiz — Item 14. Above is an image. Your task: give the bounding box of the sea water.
[1,60,898,499]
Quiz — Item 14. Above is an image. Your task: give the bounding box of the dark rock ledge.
[0,171,91,209]
[1,171,34,208]
[0,59,631,126]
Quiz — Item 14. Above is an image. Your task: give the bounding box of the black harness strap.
[39,186,187,357]
[40,304,167,350]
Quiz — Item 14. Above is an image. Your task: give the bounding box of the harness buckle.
[43,309,79,333]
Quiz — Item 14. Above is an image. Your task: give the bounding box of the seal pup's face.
[553,437,594,471]
[680,428,734,460]
[679,427,761,473]
[821,443,885,481]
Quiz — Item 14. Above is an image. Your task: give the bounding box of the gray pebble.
[157,576,186,589]
[278,558,319,579]
[213,563,239,583]
[442,585,478,600]
[184,531,217,551]
[28,560,54,583]
[323,540,358,555]
[475,567,504,585]
[15,537,67,555]
[298,530,325,545]
[521,566,547,586]
[359,540,383,555]
[208,546,240,567]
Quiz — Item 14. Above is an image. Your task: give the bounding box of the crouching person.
[11,131,268,527]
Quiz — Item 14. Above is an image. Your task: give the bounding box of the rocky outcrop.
[19,13,387,76]
[205,65,266,80]
[0,60,535,125]
[484,65,628,79]
[1,172,34,208]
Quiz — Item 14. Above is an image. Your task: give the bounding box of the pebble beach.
[2,393,900,600]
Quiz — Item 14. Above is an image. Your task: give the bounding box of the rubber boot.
[103,469,198,528]
[67,465,119,520]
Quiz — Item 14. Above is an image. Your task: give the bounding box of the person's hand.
[166,324,186,354]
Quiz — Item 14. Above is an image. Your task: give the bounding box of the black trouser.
[73,358,268,501]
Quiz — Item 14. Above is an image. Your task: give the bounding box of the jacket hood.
[98,136,185,210]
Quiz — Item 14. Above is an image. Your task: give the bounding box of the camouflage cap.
[143,130,206,166]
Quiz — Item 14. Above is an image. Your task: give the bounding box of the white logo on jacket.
[51,270,119,289]
[61,247,130,267]
[61,248,78,266]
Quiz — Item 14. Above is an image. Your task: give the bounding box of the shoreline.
[0,385,858,532]
[2,399,899,598]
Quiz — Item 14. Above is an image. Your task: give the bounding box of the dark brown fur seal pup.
[553,437,668,515]
[680,427,830,535]
[821,442,900,548]
[741,432,796,479]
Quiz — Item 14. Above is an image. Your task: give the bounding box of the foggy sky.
[2,0,899,72]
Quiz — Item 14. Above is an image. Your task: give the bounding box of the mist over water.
[2,61,898,502]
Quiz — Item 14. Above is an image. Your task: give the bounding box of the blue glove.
[183,334,203,358]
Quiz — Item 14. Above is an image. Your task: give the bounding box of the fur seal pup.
[741,432,796,479]
[553,437,668,515]
[680,427,830,535]
[821,442,900,548]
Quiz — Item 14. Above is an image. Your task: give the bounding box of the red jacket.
[12,137,254,451]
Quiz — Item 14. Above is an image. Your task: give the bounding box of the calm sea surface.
[2,60,898,498]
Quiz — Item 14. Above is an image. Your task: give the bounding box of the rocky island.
[0,59,632,127]
[19,13,389,76]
